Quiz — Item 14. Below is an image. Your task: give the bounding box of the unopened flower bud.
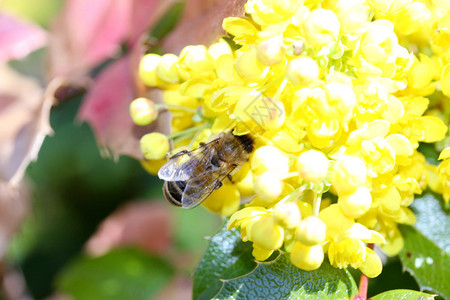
[250,217,284,250]
[129,97,158,126]
[274,202,302,229]
[290,242,324,271]
[338,185,372,218]
[286,56,320,86]
[156,53,180,83]
[235,47,266,80]
[296,150,329,183]
[330,155,368,194]
[139,54,163,87]
[140,133,169,160]
[236,170,254,197]
[179,45,214,72]
[303,9,340,48]
[251,146,289,176]
[295,216,326,246]
[254,171,284,201]
[256,35,285,66]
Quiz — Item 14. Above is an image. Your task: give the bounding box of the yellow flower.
[328,238,366,269]
[273,202,302,229]
[139,54,163,87]
[178,45,214,74]
[134,0,449,276]
[254,171,285,201]
[295,216,326,246]
[329,155,368,194]
[228,207,284,261]
[140,133,169,160]
[235,47,267,81]
[250,217,284,251]
[360,137,396,177]
[338,186,372,219]
[256,35,286,66]
[319,204,354,240]
[202,184,241,216]
[438,147,450,203]
[329,0,370,34]
[290,242,324,271]
[328,222,385,270]
[303,9,341,48]
[156,54,180,84]
[286,56,320,86]
[129,97,158,126]
[359,248,382,278]
[251,146,290,176]
[405,54,436,96]
[296,150,329,183]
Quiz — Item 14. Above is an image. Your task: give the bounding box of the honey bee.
[158,131,254,209]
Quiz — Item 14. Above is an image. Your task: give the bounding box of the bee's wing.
[158,143,217,181]
[181,166,236,209]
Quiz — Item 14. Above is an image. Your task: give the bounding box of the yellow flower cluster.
[133,0,449,277]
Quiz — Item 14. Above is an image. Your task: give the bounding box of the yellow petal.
[438,147,450,160]
[442,63,450,97]
[385,134,414,156]
[421,116,448,143]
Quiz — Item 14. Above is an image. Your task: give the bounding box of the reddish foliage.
[85,201,172,256]
[0,12,47,62]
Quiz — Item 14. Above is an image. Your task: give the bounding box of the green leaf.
[215,253,357,300]
[399,193,450,299]
[193,222,258,300]
[149,2,184,40]
[410,193,449,252]
[371,289,435,300]
[194,221,357,300]
[57,247,174,300]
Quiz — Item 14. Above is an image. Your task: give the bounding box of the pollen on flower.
[133,0,449,276]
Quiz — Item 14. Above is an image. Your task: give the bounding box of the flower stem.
[353,243,374,300]
[155,103,198,113]
[167,123,208,140]
[312,191,322,216]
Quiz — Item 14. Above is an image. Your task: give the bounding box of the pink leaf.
[0,12,47,62]
[77,56,135,156]
[85,201,172,256]
[0,180,28,257]
[129,0,177,45]
[0,65,52,185]
[78,53,171,158]
[49,0,132,77]
[48,0,173,78]
[162,0,247,54]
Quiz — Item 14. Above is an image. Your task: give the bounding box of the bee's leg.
[227,174,234,184]
[227,164,238,183]
[214,180,223,190]
[171,150,190,158]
